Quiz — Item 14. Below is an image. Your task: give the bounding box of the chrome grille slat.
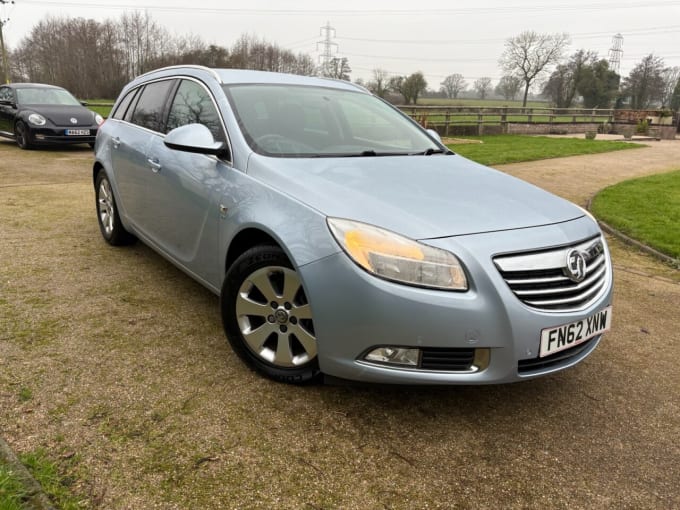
[513,264,606,296]
[505,274,570,285]
[494,235,610,312]
[524,278,605,306]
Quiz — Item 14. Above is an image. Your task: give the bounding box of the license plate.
[540,306,612,357]
[65,129,90,136]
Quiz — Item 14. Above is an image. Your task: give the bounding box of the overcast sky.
[2,0,679,87]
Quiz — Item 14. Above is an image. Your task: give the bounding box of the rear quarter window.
[111,88,139,121]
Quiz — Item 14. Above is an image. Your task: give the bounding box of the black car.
[0,83,103,149]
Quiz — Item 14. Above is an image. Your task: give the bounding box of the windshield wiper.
[412,148,448,156]
[336,150,407,157]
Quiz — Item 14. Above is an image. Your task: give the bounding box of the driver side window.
[166,80,224,141]
[0,87,13,102]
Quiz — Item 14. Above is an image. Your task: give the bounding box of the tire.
[221,245,321,384]
[95,171,136,246]
[14,121,33,150]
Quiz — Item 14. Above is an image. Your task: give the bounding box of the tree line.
[9,12,320,99]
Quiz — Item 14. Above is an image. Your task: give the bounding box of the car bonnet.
[22,104,95,127]
[245,153,584,240]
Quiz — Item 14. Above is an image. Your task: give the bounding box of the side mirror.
[426,128,442,143]
[164,123,227,156]
[80,101,89,106]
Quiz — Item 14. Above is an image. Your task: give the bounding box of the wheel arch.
[225,227,283,272]
[92,162,104,190]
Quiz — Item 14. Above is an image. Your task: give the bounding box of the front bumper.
[299,216,613,384]
[28,126,97,145]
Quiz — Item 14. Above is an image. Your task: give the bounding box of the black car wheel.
[95,171,136,246]
[14,121,33,150]
[221,245,322,384]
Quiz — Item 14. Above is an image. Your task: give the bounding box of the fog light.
[364,347,419,366]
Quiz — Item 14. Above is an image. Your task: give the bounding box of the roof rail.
[136,65,222,83]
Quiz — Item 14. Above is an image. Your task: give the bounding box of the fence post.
[501,108,507,134]
[477,109,483,136]
[445,110,451,136]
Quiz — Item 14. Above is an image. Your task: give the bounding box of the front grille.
[494,236,610,312]
[420,348,475,370]
[518,336,599,373]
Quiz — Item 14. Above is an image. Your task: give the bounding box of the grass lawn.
[84,99,114,118]
[449,135,641,166]
[0,463,27,510]
[591,170,680,259]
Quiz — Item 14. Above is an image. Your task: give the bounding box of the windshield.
[16,88,81,106]
[223,84,441,157]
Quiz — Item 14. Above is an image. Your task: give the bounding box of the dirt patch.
[1,139,679,509]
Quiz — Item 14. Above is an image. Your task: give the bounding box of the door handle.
[112,136,120,149]
[147,158,162,173]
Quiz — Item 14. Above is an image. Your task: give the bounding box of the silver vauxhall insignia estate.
[93,66,613,384]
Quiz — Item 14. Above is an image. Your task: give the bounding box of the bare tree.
[440,73,466,99]
[473,77,493,100]
[324,57,351,81]
[390,72,427,104]
[660,66,680,108]
[623,54,665,109]
[367,68,390,98]
[494,75,521,101]
[499,31,570,107]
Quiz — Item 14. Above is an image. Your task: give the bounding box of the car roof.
[5,83,67,91]
[134,66,368,94]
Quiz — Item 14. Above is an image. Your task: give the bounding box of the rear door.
[110,79,176,234]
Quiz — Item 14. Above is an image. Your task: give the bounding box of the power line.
[339,25,680,45]
[16,0,680,15]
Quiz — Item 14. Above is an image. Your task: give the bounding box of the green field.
[86,102,114,117]
[416,98,549,108]
[448,135,641,166]
[591,170,680,259]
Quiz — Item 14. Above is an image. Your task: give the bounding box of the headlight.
[327,218,468,291]
[94,113,104,125]
[28,113,46,126]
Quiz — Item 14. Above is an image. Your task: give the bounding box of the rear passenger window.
[166,80,223,140]
[130,80,174,132]
[111,88,138,120]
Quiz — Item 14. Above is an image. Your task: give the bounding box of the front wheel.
[15,121,33,150]
[95,171,136,246]
[221,245,321,384]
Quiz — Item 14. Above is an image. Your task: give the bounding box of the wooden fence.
[397,106,678,137]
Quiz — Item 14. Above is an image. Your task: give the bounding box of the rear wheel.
[95,171,136,246]
[221,245,321,384]
[14,121,33,150]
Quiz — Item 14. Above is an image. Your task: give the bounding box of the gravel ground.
[1,138,679,509]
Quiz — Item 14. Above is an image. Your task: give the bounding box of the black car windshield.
[16,88,81,106]
[223,84,440,157]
